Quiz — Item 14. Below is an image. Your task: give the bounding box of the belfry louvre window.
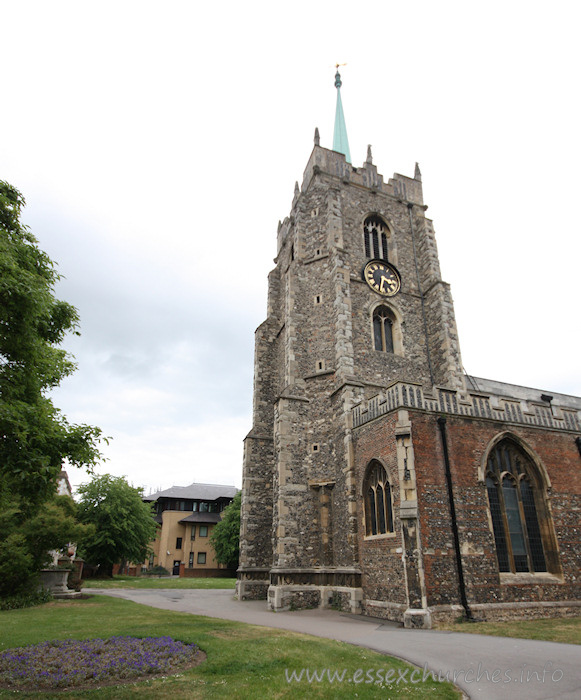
[364,216,389,260]
[373,306,394,352]
[486,440,548,574]
[364,461,394,536]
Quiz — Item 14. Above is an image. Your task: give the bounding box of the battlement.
[352,379,581,432]
[300,145,424,205]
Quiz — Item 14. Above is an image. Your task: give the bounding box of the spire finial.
[332,64,351,164]
[314,127,320,146]
[366,145,373,164]
[334,62,346,88]
[414,162,422,181]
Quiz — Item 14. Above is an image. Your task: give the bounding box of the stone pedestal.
[403,608,432,629]
[39,569,80,599]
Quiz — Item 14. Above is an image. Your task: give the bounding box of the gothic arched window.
[364,216,389,261]
[485,439,554,574]
[373,306,394,352]
[364,461,394,536]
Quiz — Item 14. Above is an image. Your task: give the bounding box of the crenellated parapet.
[352,379,581,432]
[300,145,424,207]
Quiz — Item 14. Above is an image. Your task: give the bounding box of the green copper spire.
[332,69,351,163]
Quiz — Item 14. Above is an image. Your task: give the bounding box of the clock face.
[363,260,401,297]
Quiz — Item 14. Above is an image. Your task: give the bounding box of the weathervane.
[334,62,347,88]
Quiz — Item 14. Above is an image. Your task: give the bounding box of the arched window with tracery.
[364,461,394,536]
[364,216,389,261]
[485,439,556,574]
[373,306,394,352]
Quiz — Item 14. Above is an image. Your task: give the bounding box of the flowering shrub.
[0,636,200,689]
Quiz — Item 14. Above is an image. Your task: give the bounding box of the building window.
[176,537,182,549]
[364,461,394,536]
[486,438,553,574]
[188,552,194,567]
[199,525,208,537]
[197,552,206,564]
[364,216,389,261]
[190,525,196,540]
[373,306,394,352]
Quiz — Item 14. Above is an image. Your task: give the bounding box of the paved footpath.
[85,588,580,699]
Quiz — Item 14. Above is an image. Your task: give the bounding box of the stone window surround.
[363,459,395,537]
[363,213,394,262]
[368,300,404,357]
[479,432,562,579]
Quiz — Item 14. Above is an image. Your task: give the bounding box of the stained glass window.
[373,306,394,352]
[486,439,548,574]
[364,461,394,536]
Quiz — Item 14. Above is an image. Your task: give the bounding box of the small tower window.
[364,461,394,536]
[373,306,394,353]
[364,216,389,261]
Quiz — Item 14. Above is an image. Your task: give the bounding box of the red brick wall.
[353,409,581,611]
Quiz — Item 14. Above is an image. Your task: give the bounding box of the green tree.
[0,181,104,597]
[77,474,158,577]
[210,491,241,569]
[0,494,93,597]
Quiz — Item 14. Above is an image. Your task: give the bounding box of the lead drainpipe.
[437,416,473,620]
[407,203,435,386]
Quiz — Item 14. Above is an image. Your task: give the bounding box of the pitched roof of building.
[467,376,581,410]
[179,512,222,524]
[144,483,238,502]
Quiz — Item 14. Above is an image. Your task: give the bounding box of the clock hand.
[379,274,390,293]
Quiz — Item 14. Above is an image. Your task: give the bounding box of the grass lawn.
[0,596,460,699]
[83,576,237,590]
[435,616,581,645]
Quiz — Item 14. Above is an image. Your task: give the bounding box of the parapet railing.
[351,382,581,432]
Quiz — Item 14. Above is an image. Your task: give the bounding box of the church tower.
[237,70,464,615]
[236,72,580,627]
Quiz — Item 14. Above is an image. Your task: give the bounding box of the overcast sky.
[2,1,579,494]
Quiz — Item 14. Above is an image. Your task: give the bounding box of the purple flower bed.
[0,636,200,689]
